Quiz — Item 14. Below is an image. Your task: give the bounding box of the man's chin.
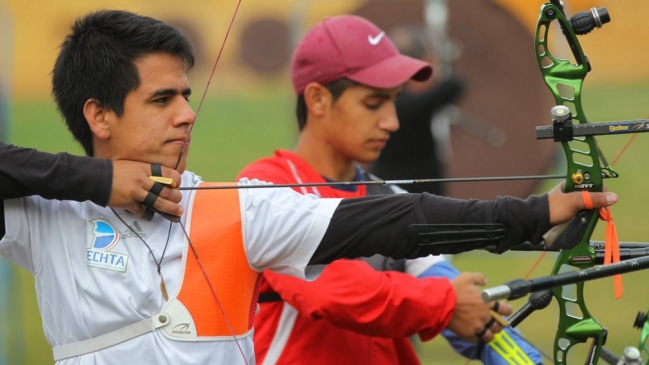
[172,156,189,174]
[357,152,381,165]
[162,147,189,173]
[166,160,187,174]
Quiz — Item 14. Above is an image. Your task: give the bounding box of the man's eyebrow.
[149,87,192,98]
[366,91,393,99]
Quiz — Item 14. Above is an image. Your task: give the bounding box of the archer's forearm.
[309,193,550,264]
[0,142,111,204]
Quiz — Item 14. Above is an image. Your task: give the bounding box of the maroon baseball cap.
[291,15,433,95]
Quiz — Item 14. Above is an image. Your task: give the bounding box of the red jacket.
[238,150,456,365]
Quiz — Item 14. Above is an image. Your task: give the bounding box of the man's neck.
[293,134,356,182]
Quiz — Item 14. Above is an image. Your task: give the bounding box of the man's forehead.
[133,54,190,92]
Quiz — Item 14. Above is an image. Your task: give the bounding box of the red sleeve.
[263,259,456,340]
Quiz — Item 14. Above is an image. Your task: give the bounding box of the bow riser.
[535,3,605,364]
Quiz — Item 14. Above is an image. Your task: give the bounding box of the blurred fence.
[4,0,649,100]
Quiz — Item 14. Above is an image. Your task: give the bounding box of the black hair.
[52,10,195,156]
[295,78,358,131]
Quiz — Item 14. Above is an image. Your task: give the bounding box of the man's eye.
[154,97,168,104]
[365,103,381,110]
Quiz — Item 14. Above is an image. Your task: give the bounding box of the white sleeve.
[404,255,449,277]
[237,179,341,281]
[0,197,36,273]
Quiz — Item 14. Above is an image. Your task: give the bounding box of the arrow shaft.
[179,174,565,191]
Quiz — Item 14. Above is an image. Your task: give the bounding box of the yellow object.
[572,171,585,184]
[488,331,535,365]
[149,176,176,188]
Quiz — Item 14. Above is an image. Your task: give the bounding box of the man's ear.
[83,99,110,140]
[303,82,332,118]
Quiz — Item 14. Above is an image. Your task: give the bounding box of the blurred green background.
[2,0,649,364]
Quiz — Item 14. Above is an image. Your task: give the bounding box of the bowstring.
[174,0,243,171]
[172,1,249,363]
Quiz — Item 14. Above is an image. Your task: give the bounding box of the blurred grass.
[6,81,649,364]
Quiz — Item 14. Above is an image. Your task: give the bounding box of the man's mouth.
[168,137,190,145]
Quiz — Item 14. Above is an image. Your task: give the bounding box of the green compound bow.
[534,1,614,364]
[482,2,649,364]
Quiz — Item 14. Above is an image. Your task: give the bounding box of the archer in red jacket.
[237,15,544,365]
[240,150,461,364]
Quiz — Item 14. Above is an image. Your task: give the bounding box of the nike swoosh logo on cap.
[368,31,385,46]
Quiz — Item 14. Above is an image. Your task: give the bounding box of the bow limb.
[535,2,608,364]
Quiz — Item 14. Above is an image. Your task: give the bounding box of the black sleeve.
[309,193,549,265]
[0,142,112,205]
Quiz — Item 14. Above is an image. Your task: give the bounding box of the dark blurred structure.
[356,0,555,200]
[369,24,465,195]
[238,0,556,200]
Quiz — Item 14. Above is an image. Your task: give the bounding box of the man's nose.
[380,105,400,132]
[174,99,196,127]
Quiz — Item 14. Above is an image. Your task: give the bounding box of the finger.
[492,301,499,312]
[475,327,488,340]
[147,182,183,217]
[148,163,175,189]
[489,322,504,334]
[471,273,487,286]
[588,191,618,208]
[141,181,182,222]
[495,301,512,316]
[150,195,184,220]
[146,206,181,223]
[155,184,182,204]
[139,181,165,222]
[143,182,164,209]
[475,328,494,343]
[157,165,182,189]
[125,203,146,219]
[148,163,181,189]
